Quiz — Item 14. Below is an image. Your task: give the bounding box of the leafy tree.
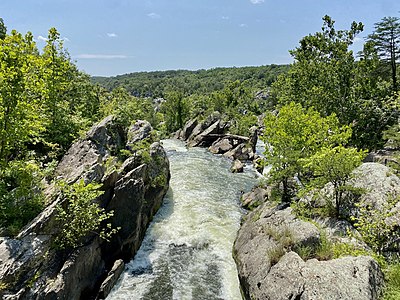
[301,146,366,218]
[351,195,399,254]
[99,86,157,128]
[272,15,363,125]
[0,18,6,39]
[55,180,119,249]
[0,30,44,164]
[261,102,351,201]
[367,16,400,91]
[162,91,188,132]
[41,28,93,152]
[0,159,44,235]
[272,15,399,149]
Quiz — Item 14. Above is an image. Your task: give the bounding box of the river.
[107,139,258,300]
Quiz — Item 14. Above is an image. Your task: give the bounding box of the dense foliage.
[55,180,118,249]
[92,65,289,98]
[272,15,399,150]
[0,25,101,234]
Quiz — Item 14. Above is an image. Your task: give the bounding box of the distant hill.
[91,65,290,98]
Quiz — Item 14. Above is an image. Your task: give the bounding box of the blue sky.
[1,0,399,76]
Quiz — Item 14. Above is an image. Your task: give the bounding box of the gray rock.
[223,144,254,161]
[209,138,233,154]
[98,259,125,299]
[127,120,152,146]
[55,140,103,184]
[258,252,383,300]
[241,186,269,210]
[235,183,385,300]
[180,119,198,140]
[231,159,244,173]
[234,203,321,299]
[187,112,222,142]
[353,163,400,209]
[187,120,223,147]
[0,116,170,300]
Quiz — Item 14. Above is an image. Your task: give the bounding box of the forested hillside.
[92,65,289,98]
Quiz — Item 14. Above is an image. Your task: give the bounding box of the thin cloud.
[75,54,129,59]
[107,33,118,38]
[147,12,161,19]
[63,37,70,42]
[37,35,47,42]
[250,0,264,4]
[240,23,248,28]
[222,16,230,20]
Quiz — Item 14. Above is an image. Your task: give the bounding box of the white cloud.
[107,33,118,38]
[75,54,128,59]
[147,12,160,19]
[250,0,264,4]
[37,35,47,42]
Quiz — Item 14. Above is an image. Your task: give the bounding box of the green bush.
[0,159,44,235]
[55,180,119,249]
[382,262,400,300]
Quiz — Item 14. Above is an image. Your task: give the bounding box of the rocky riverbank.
[0,116,170,299]
[234,162,400,300]
[176,113,258,173]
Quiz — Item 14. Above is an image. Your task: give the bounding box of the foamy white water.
[107,139,257,300]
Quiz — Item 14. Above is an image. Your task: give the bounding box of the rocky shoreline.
[233,162,400,300]
[0,116,170,299]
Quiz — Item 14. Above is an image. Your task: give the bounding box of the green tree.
[162,91,188,132]
[41,28,90,151]
[262,102,351,201]
[301,146,366,218]
[0,159,44,235]
[0,30,44,164]
[0,18,6,39]
[55,180,119,249]
[273,15,363,125]
[351,195,399,254]
[367,16,400,92]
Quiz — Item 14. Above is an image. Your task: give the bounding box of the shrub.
[382,262,400,300]
[0,159,44,235]
[351,196,400,254]
[55,180,119,249]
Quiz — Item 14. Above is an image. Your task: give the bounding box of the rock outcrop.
[0,116,170,300]
[177,114,258,172]
[234,180,386,300]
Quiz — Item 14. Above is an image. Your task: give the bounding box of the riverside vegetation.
[0,12,400,300]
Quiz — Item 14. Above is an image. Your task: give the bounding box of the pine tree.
[367,16,400,91]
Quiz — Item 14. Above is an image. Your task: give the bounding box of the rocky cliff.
[0,116,170,299]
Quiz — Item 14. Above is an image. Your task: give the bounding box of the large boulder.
[0,117,170,300]
[260,251,383,300]
[353,163,400,208]
[234,201,384,300]
[223,143,254,161]
[187,120,225,147]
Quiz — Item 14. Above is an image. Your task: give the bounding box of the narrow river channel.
[107,139,258,300]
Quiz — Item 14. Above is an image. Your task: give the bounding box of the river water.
[107,139,258,300]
